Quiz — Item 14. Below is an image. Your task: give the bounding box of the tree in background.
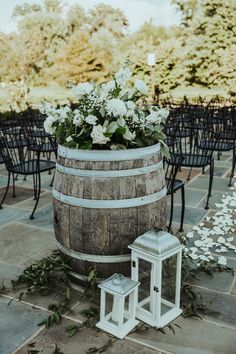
[173,0,236,91]
[0,0,235,98]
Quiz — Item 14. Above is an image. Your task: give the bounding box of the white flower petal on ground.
[199,255,209,261]
[186,231,194,239]
[227,237,234,242]
[217,236,226,244]
[218,256,227,265]
[190,247,198,253]
[194,240,202,247]
[189,253,198,260]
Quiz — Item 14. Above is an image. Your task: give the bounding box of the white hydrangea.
[115,67,132,86]
[85,114,98,125]
[106,98,127,117]
[157,108,170,120]
[73,82,93,97]
[44,115,57,135]
[134,79,148,95]
[91,125,110,145]
[57,106,71,122]
[145,112,163,125]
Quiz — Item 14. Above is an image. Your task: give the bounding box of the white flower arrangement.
[40,66,169,152]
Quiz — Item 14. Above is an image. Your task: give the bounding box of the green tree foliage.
[174,0,236,89]
[0,0,235,97]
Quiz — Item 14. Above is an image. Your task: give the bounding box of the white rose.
[115,67,132,86]
[126,101,136,110]
[73,82,93,97]
[106,98,127,117]
[91,125,110,145]
[145,112,162,124]
[73,113,84,126]
[123,126,136,141]
[104,80,116,92]
[134,79,148,95]
[85,114,98,125]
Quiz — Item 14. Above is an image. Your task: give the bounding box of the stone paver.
[0,296,47,354]
[15,319,162,354]
[17,205,53,229]
[0,222,55,266]
[129,316,236,354]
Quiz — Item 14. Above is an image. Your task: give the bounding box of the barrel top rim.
[58,143,161,161]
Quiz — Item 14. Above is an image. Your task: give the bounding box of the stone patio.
[0,153,235,354]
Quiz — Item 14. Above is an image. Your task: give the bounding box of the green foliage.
[0,0,235,98]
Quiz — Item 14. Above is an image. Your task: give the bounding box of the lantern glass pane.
[105,292,119,326]
[161,254,177,316]
[138,258,153,312]
[124,294,131,323]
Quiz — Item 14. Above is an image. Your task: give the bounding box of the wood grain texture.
[53,148,167,281]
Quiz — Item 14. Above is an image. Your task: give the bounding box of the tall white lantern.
[96,273,139,339]
[129,230,184,328]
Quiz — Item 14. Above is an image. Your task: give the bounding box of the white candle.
[147,53,156,66]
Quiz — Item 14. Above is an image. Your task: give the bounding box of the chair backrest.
[168,125,218,159]
[0,128,38,174]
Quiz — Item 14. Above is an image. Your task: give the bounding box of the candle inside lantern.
[147,53,156,66]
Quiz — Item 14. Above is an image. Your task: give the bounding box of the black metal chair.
[165,157,185,232]
[0,129,55,219]
[168,126,218,209]
[20,109,57,185]
[207,107,236,186]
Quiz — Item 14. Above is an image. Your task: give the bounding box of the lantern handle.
[112,274,124,285]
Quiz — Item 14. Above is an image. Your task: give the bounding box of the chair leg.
[32,174,37,200]
[205,160,214,210]
[50,170,55,187]
[168,192,174,232]
[187,167,192,181]
[0,172,11,209]
[229,147,236,187]
[12,173,16,197]
[30,172,41,220]
[202,167,205,174]
[179,186,185,232]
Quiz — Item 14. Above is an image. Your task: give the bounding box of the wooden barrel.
[53,143,167,284]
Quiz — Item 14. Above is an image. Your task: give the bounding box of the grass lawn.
[0,85,229,110]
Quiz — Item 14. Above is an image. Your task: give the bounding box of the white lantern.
[147,52,156,66]
[96,273,140,339]
[129,230,184,328]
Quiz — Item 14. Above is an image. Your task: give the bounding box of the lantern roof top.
[99,273,139,295]
[129,229,183,257]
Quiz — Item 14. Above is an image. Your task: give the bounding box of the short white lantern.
[96,273,140,339]
[129,230,184,328]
